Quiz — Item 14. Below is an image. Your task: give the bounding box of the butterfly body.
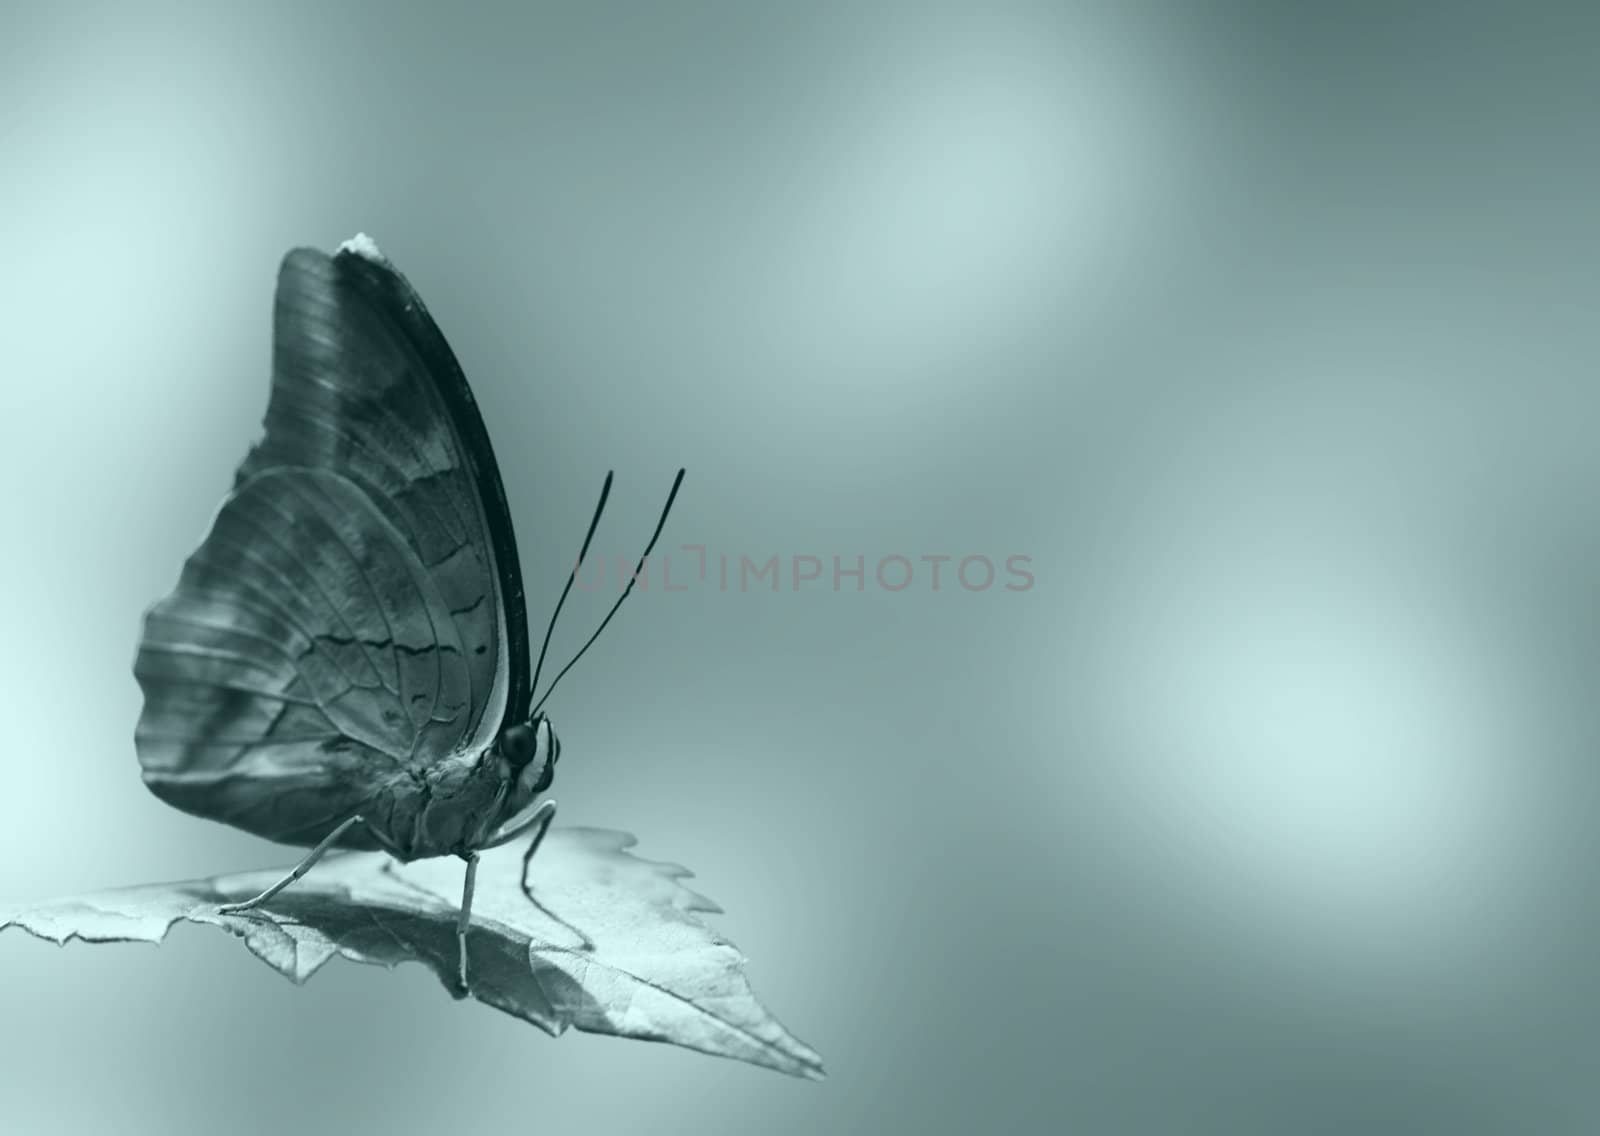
[133,235,675,991]
[256,720,554,862]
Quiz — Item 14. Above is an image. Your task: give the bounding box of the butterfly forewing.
[135,242,528,850]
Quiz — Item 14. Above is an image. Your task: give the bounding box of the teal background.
[4,2,1600,1132]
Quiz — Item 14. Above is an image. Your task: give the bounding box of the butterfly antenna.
[530,471,615,701]
[530,468,686,717]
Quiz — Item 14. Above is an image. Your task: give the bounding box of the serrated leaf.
[0,827,823,1080]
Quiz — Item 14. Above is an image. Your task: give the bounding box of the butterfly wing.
[136,467,476,846]
[135,239,530,849]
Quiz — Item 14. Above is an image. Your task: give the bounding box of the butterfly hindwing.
[135,468,472,843]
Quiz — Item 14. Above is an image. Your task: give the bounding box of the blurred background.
[3,1,1599,1132]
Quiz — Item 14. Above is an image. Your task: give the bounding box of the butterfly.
[133,234,683,993]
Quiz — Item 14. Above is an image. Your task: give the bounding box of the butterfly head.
[501,713,560,797]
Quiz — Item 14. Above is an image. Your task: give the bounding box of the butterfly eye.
[501,723,535,768]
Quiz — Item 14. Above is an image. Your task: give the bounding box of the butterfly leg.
[217,814,365,914]
[515,802,593,952]
[453,850,480,999]
[510,799,558,864]
[481,797,557,851]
